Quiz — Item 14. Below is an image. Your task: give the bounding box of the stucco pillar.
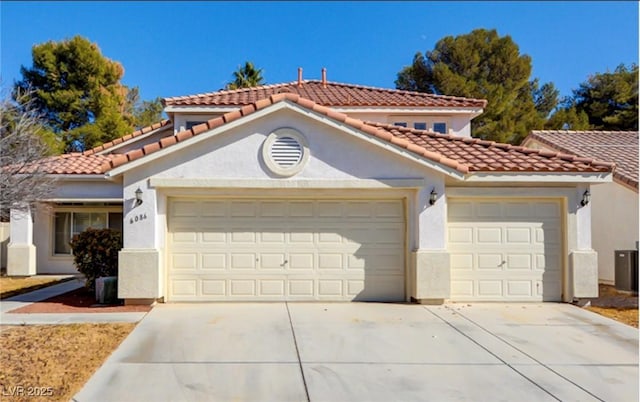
[411,183,450,304]
[7,207,36,276]
[118,180,162,304]
[568,185,598,299]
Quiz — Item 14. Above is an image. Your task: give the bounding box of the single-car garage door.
[167,198,405,301]
[448,199,563,301]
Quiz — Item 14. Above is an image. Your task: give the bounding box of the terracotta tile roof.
[525,130,638,189]
[102,93,612,176]
[366,124,614,174]
[20,153,117,175]
[163,80,487,109]
[82,120,172,155]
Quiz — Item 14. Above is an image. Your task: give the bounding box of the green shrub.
[69,228,122,290]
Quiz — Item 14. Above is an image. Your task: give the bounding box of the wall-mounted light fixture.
[135,187,144,206]
[580,189,591,207]
[429,188,438,205]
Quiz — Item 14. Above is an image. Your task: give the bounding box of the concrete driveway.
[74,303,638,402]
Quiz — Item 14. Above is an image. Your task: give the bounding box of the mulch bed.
[8,287,152,314]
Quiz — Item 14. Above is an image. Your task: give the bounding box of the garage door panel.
[448,199,562,302]
[477,254,503,270]
[506,254,532,270]
[289,253,315,270]
[448,227,473,244]
[172,279,197,296]
[230,280,256,296]
[505,227,531,244]
[318,254,343,269]
[478,280,502,297]
[506,281,532,297]
[257,253,285,269]
[451,254,473,270]
[230,253,257,269]
[172,253,198,270]
[259,280,285,296]
[202,279,226,296]
[168,198,405,301]
[202,254,226,270]
[477,227,502,244]
[230,202,257,217]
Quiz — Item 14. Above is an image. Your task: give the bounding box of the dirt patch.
[0,277,75,300]
[0,323,134,402]
[9,288,152,314]
[583,284,638,328]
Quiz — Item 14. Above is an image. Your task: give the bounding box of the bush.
[69,228,122,290]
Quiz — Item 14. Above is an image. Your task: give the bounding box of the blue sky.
[1,2,638,102]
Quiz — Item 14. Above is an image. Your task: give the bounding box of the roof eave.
[463,171,613,183]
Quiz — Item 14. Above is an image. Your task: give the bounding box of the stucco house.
[522,130,639,285]
[7,71,613,304]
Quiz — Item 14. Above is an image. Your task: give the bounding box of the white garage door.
[448,199,562,301]
[167,198,405,301]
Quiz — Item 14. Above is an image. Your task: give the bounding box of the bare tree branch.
[1,88,58,219]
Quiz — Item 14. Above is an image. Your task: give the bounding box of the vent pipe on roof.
[322,68,327,88]
[297,67,303,87]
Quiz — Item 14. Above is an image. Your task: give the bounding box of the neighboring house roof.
[26,94,613,177]
[82,120,172,155]
[163,80,488,109]
[524,130,638,190]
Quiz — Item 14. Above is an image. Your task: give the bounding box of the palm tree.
[225,62,264,90]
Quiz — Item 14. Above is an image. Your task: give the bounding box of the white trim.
[163,106,240,113]
[463,172,613,183]
[94,124,172,155]
[107,101,467,180]
[150,178,426,189]
[333,106,483,116]
[41,198,123,203]
[446,186,576,198]
[40,174,109,180]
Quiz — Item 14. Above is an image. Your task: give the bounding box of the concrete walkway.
[74,302,639,402]
[0,278,147,324]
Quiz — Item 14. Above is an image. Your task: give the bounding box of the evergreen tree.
[573,63,638,130]
[14,36,134,152]
[396,29,552,144]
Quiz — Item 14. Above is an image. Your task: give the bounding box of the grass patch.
[0,323,135,401]
[0,277,75,300]
[586,306,638,328]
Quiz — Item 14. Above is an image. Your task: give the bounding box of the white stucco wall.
[52,180,123,200]
[123,108,446,252]
[591,182,639,284]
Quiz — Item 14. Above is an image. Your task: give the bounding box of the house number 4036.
[129,213,147,224]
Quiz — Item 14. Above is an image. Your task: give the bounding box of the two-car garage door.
[167,198,405,301]
[448,199,563,301]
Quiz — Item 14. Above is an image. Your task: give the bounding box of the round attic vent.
[262,128,309,177]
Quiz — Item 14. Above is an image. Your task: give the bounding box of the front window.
[54,211,123,255]
[393,122,407,127]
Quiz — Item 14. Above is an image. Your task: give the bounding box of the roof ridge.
[163,79,488,107]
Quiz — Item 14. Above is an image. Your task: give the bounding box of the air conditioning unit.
[95,276,118,304]
[614,250,638,292]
